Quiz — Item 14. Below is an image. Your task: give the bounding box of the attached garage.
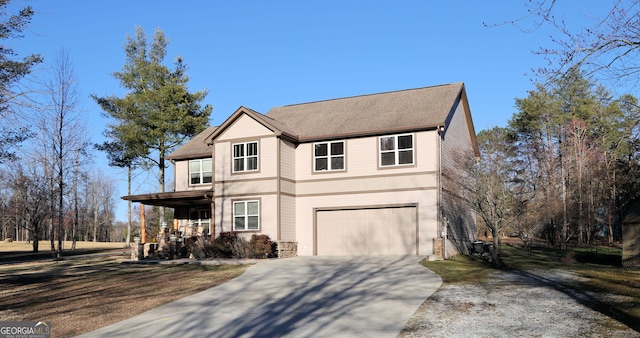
[315,205,418,256]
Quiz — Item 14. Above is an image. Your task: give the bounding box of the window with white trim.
[379,134,414,166]
[314,141,345,171]
[233,141,258,172]
[233,200,260,231]
[189,209,211,235]
[189,159,212,185]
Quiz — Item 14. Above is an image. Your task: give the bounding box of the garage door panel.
[317,210,345,256]
[386,207,417,255]
[317,207,416,256]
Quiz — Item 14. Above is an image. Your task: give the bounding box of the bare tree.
[5,162,50,252]
[36,49,88,258]
[514,1,640,85]
[452,127,533,265]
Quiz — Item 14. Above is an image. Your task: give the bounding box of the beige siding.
[217,114,274,141]
[174,160,189,191]
[441,103,473,170]
[441,101,477,256]
[295,133,438,181]
[260,137,278,177]
[214,179,277,197]
[280,179,296,196]
[280,140,296,180]
[295,173,437,196]
[214,142,231,180]
[280,195,296,241]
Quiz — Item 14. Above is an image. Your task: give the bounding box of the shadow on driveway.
[80,256,441,338]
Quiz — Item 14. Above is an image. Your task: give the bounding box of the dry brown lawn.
[0,241,126,252]
[0,246,249,338]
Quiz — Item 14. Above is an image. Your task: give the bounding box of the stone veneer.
[277,241,298,258]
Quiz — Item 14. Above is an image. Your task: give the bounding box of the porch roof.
[122,190,214,208]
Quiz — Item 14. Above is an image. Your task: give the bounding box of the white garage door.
[316,206,417,256]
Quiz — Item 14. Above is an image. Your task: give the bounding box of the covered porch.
[122,190,214,259]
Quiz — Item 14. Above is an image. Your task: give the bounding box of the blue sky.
[11,0,612,222]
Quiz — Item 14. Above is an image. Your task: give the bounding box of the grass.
[421,254,495,284]
[0,244,249,338]
[422,243,640,328]
[0,240,126,252]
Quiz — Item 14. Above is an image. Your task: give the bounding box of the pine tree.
[93,26,212,229]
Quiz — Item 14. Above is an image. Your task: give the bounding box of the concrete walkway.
[79,256,442,338]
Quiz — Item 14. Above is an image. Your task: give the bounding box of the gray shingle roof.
[266,83,464,141]
[173,83,471,159]
[167,126,217,160]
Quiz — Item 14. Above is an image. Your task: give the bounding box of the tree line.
[0,1,119,254]
[458,1,640,264]
[455,68,640,264]
[0,1,211,254]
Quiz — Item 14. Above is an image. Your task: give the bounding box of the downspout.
[209,142,216,240]
[277,138,281,241]
[437,125,446,258]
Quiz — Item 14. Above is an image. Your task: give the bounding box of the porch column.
[210,199,215,241]
[141,203,146,244]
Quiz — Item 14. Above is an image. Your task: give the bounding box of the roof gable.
[266,83,465,141]
[209,106,297,143]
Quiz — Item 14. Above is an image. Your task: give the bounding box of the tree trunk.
[158,150,166,229]
[49,219,55,253]
[491,226,500,266]
[127,165,132,247]
[93,205,98,242]
[72,151,78,251]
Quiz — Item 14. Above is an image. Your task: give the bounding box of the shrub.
[212,231,251,258]
[211,232,236,258]
[250,234,275,258]
[184,236,207,259]
[186,232,276,259]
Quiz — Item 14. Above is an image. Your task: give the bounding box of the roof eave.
[122,190,214,208]
[297,125,442,143]
[167,152,212,161]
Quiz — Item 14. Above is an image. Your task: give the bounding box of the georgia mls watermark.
[0,321,51,338]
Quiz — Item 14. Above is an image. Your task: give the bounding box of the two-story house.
[124,82,479,258]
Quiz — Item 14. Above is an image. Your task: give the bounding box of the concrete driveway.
[80,256,441,338]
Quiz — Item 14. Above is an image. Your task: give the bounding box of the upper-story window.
[190,159,212,185]
[379,134,414,167]
[233,141,259,172]
[314,141,345,171]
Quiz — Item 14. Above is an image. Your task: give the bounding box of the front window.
[380,134,414,166]
[189,209,211,235]
[233,200,260,231]
[233,142,259,172]
[190,159,212,185]
[314,141,345,171]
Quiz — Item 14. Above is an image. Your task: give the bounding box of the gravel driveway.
[400,269,640,337]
